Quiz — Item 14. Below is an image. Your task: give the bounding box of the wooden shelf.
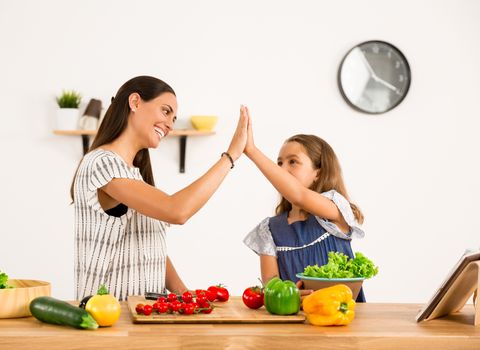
[53,129,216,173]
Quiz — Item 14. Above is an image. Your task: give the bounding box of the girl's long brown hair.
[70,76,175,201]
[275,134,364,224]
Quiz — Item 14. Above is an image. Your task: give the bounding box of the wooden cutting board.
[127,296,306,324]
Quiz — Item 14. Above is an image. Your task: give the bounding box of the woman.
[71,76,247,301]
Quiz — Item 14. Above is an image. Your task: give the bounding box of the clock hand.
[375,77,400,94]
[358,49,401,94]
[357,49,378,79]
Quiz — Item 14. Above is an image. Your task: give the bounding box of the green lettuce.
[0,271,13,289]
[303,251,379,279]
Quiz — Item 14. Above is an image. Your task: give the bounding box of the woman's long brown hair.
[275,134,364,224]
[70,76,175,201]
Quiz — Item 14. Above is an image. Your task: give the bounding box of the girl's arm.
[165,256,188,294]
[260,255,279,283]
[101,109,248,225]
[260,255,313,299]
[243,108,347,230]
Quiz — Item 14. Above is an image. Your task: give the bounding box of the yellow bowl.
[0,279,51,318]
[190,115,218,131]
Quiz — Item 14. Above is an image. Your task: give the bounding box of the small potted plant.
[55,90,82,130]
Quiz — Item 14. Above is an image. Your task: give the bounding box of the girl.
[242,108,366,302]
[71,76,248,301]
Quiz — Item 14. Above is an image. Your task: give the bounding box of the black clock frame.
[337,40,411,114]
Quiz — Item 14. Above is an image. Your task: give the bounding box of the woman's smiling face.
[129,92,178,149]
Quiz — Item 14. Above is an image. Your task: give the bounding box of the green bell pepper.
[264,277,300,315]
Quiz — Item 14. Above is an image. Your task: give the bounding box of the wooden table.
[1,298,479,350]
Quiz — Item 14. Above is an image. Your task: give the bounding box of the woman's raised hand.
[243,105,255,157]
[226,105,249,161]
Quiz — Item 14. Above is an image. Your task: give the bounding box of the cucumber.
[30,296,98,330]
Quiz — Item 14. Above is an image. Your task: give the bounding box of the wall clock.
[338,40,411,114]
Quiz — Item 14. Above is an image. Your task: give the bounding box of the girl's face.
[277,141,318,188]
[129,92,178,149]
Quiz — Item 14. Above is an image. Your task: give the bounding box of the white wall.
[1,0,479,303]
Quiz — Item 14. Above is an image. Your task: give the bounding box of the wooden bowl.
[296,274,364,300]
[0,279,51,318]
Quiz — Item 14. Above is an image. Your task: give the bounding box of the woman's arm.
[165,256,188,294]
[101,109,248,224]
[243,108,347,228]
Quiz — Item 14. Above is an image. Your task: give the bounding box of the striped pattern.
[74,149,167,301]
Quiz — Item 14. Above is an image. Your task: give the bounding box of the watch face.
[338,40,411,114]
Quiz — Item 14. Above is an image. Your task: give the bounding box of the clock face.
[338,41,411,114]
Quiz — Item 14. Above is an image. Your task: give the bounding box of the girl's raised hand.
[226,105,249,161]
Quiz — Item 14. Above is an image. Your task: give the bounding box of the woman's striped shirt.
[74,149,167,301]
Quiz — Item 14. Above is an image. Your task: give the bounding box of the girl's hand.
[243,105,256,157]
[296,280,313,305]
[226,105,248,161]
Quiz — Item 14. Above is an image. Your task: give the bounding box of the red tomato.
[242,286,264,309]
[157,296,167,303]
[135,303,144,314]
[158,303,169,313]
[208,285,229,302]
[143,304,153,316]
[195,289,206,297]
[183,303,195,315]
[201,306,213,314]
[152,302,160,312]
[167,293,178,303]
[171,301,182,312]
[205,289,217,302]
[197,299,210,308]
[181,291,193,303]
[178,303,186,314]
[196,294,207,305]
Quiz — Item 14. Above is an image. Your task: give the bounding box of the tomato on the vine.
[181,291,193,303]
[242,286,264,309]
[135,303,144,314]
[183,303,195,315]
[167,293,178,303]
[143,304,153,316]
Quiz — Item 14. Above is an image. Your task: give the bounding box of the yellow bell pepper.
[303,284,356,326]
[85,285,121,327]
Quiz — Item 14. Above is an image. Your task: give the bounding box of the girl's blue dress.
[244,190,366,302]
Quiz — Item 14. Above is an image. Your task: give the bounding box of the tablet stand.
[426,261,480,325]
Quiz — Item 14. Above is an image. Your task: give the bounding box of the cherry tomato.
[205,289,217,302]
[152,302,160,312]
[143,304,153,316]
[135,303,144,314]
[183,303,195,315]
[196,294,207,305]
[157,296,167,303]
[242,286,264,309]
[181,291,193,303]
[167,293,178,303]
[201,306,213,314]
[158,303,169,313]
[197,299,210,308]
[171,301,181,312]
[195,289,206,297]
